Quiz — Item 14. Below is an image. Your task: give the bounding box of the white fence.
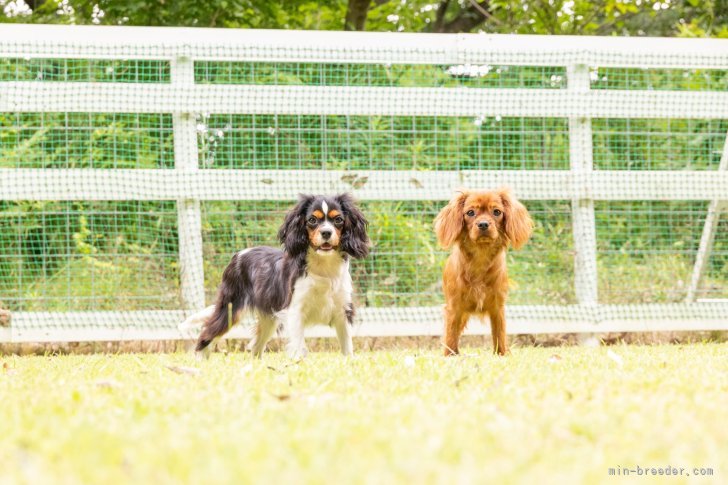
[1,24,727,343]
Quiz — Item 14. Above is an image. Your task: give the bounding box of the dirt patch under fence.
[1,331,725,355]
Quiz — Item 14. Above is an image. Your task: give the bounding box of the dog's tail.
[195,260,248,352]
[195,296,241,352]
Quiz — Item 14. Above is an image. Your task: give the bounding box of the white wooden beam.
[172,57,206,311]
[6,304,728,343]
[1,24,727,68]
[2,169,728,201]
[568,64,599,312]
[4,82,728,119]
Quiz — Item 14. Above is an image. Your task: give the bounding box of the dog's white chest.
[300,275,342,324]
[288,255,352,327]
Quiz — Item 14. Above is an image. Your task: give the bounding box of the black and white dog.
[180,194,369,359]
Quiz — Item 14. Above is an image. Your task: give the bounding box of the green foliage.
[357,201,443,306]
[593,68,728,92]
[195,62,566,89]
[507,201,576,305]
[592,119,728,170]
[198,114,570,171]
[0,201,179,311]
[0,113,174,169]
[0,58,169,83]
[2,0,347,29]
[4,1,726,38]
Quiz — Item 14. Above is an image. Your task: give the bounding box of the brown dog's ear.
[435,191,468,249]
[499,188,533,249]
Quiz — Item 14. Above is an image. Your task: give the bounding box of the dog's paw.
[248,344,266,359]
[286,344,309,361]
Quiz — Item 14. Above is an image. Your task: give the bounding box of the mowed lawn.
[1,344,726,484]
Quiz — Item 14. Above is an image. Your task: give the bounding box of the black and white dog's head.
[277,194,370,259]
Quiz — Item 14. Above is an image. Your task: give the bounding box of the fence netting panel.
[1,36,727,339]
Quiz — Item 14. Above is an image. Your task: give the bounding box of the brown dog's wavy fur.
[435,188,533,356]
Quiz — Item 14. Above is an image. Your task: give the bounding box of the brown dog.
[435,188,533,356]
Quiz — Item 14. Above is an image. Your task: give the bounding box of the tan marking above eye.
[328,210,341,218]
[312,210,324,219]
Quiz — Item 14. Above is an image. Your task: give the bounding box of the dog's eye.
[307,216,318,225]
[466,210,475,217]
[334,216,344,225]
[493,209,502,216]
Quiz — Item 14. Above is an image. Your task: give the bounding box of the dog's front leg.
[489,305,508,356]
[285,309,308,360]
[332,311,353,356]
[443,306,468,356]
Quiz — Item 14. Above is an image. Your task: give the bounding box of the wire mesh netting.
[595,201,727,303]
[195,62,567,89]
[1,29,727,340]
[0,58,170,83]
[592,118,727,171]
[591,67,728,91]
[0,113,174,169]
[198,114,570,170]
[0,201,179,312]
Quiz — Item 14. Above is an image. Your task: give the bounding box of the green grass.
[1,344,726,484]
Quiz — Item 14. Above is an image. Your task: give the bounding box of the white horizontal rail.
[1,24,727,68]
[2,169,728,201]
[4,82,728,119]
[7,304,728,342]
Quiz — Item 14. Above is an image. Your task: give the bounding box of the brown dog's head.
[435,188,533,250]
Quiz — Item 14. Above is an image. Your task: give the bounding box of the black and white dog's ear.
[335,193,370,259]
[278,194,314,256]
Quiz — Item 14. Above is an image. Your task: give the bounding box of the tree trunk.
[26,0,47,10]
[433,0,451,32]
[434,0,493,33]
[344,0,372,31]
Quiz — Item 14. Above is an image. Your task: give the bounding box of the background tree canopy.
[2,0,727,37]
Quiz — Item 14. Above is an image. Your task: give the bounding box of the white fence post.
[567,64,599,324]
[171,56,206,312]
[686,129,728,302]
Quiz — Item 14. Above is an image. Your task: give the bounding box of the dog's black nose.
[320,229,332,240]
[477,221,490,231]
